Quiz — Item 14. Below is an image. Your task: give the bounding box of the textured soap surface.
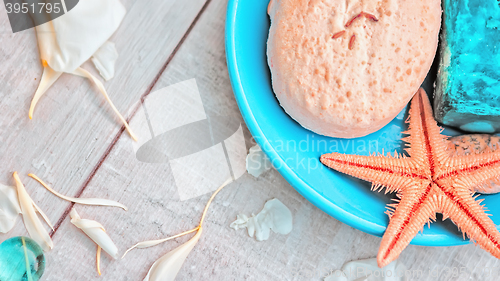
[267,0,441,138]
[435,0,500,133]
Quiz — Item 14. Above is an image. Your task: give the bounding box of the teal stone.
[435,0,500,133]
[0,237,45,281]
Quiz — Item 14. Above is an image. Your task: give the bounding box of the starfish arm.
[400,88,427,163]
[475,182,500,194]
[377,181,436,268]
[321,153,422,194]
[439,150,500,180]
[403,89,449,167]
[437,187,500,259]
[439,161,500,193]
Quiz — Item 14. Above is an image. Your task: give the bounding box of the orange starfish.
[321,88,500,268]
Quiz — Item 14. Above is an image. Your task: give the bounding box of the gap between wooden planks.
[48,0,214,238]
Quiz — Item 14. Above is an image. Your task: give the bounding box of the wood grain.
[39,0,500,281]
[0,0,207,256]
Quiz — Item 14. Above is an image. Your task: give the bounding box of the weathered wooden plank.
[0,0,207,253]
[18,0,500,280]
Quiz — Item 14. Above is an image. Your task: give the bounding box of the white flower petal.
[28,66,63,119]
[70,208,118,259]
[35,0,126,73]
[32,0,125,107]
[246,145,272,177]
[0,183,21,233]
[13,172,53,251]
[31,199,54,231]
[231,198,292,241]
[144,228,203,281]
[71,67,137,141]
[71,218,105,231]
[97,246,103,276]
[21,237,34,281]
[30,0,136,141]
[92,41,119,81]
[29,174,127,210]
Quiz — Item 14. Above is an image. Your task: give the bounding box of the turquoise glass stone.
[435,0,500,133]
[0,237,45,281]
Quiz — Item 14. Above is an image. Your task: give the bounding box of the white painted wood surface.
[2,0,500,280]
[0,0,207,247]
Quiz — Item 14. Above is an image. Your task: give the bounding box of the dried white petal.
[230,198,292,241]
[13,172,53,251]
[28,66,63,119]
[324,258,407,281]
[92,41,119,81]
[29,174,127,210]
[30,0,136,140]
[246,145,272,177]
[71,67,137,141]
[21,237,34,281]
[122,227,199,259]
[126,179,232,278]
[31,199,54,231]
[0,183,21,233]
[96,245,103,276]
[144,228,203,281]
[70,208,118,259]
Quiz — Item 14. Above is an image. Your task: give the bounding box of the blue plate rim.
[224,0,468,247]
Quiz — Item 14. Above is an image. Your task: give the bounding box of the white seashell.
[246,145,272,177]
[324,258,407,281]
[230,198,292,241]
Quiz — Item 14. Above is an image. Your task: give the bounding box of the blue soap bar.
[435,0,500,133]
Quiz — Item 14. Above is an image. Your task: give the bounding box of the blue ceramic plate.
[225,0,500,246]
